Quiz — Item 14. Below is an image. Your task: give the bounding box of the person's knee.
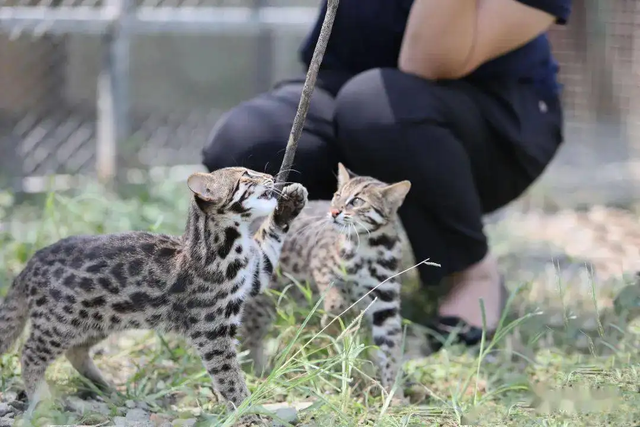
[202,102,284,174]
[334,68,395,138]
[334,68,440,143]
[334,68,451,181]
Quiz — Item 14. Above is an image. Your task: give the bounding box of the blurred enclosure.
[0,0,639,209]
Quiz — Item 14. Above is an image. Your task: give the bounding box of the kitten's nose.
[330,208,341,218]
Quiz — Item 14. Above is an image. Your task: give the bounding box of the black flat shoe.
[425,276,508,353]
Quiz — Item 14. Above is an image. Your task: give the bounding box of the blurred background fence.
[0,0,639,209]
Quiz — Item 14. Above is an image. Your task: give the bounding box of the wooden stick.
[274,0,340,196]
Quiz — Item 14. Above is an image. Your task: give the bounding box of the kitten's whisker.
[293,225,320,240]
[312,225,327,248]
[308,220,329,248]
[278,167,301,174]
[275,168,301,182]
[303,215,329,220]
[353,218,372,239]
[293,219,329,239]
[296,219,331,249]
[352,223,362,252]
[307,224,329,244]
[346,222,356,248]
[335,224,349,246]
[267,184,282,194]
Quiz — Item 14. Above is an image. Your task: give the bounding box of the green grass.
[1,178,640,426]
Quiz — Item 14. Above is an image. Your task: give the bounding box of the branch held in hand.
[274,0,340,197]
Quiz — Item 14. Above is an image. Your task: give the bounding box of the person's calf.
[438,252,503,330]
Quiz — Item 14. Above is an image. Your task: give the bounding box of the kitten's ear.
[337,162,354,188]
[379,180,411,210]
[187,172,218,203]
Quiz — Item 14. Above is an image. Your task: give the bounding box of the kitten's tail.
[0,273,29,355]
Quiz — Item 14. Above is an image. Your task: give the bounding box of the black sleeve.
[515,0,571,25]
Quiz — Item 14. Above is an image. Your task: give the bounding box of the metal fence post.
[253,0,274,94]
[631,1,640,196]
[96,0,132,186]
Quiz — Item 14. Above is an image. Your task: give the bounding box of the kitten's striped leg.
[191,330,255,416]
[245,183,307,377]
[365,281,405,400]
[318,283,348,328]
[250,219,286,297]
[240,293,276,375]
[66,335,113,393]
[21,327,68,417]
[251,183,307,296]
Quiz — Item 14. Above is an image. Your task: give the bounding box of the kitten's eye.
[348,197,364,207]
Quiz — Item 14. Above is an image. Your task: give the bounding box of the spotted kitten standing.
[241,163,411,398]
[0,167,308,421]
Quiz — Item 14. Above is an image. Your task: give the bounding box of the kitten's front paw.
[273,183,308,227]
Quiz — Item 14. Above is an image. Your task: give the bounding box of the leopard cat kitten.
[0,167,308,420]
[241,163,411,397]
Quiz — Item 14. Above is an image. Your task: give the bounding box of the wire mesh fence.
[539,0,640,208]
[0,1,639,208]
[0,0,314,190]
[0,32,96,188]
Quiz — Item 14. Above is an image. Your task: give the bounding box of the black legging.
[202,67,564,286]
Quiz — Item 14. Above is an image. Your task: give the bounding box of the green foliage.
[1,180,640,426]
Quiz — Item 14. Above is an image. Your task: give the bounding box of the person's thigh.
[334,68,539,213]
[202,83,339,200]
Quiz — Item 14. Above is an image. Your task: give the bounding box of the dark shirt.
[300,0,572,95]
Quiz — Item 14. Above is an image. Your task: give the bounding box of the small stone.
[113,416,128,426]
[272,407,298,426]
[171,418,197,427]
[8,400,25,412]
[580,317,599,332]
[2,392,17,403]
[126,408,152,424]
[547,313,565,329]
[0,418,12,427]
[65,396,110,415]
[150,413,171,426]
[137,401,150,411]
[126,400,137,409]
[0,403,10,417]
